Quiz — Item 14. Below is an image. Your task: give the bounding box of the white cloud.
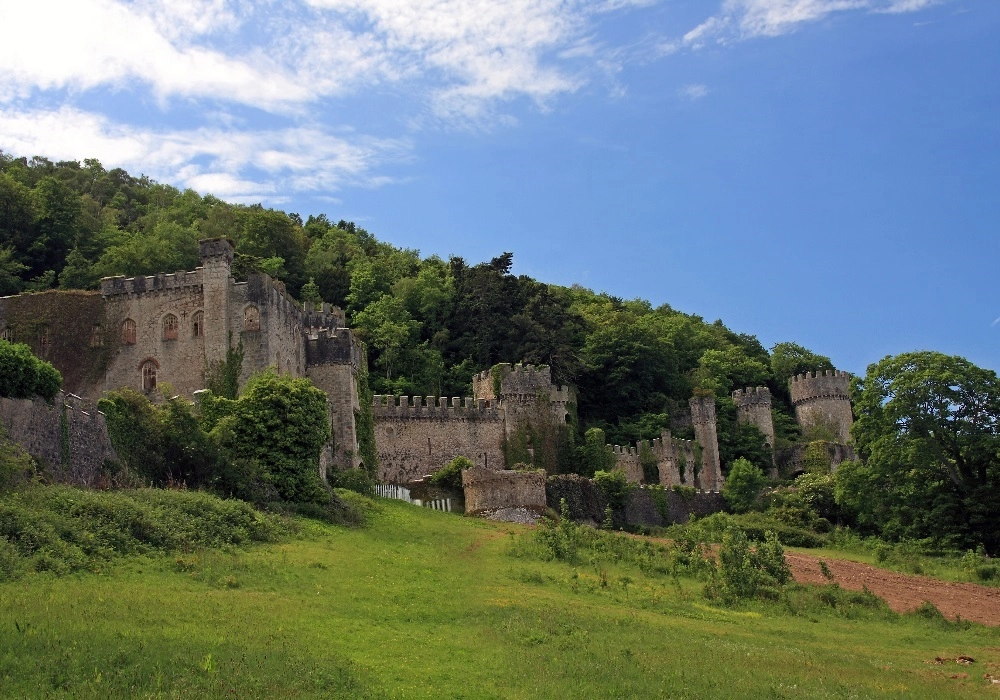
[679,84,710,100]
[0,106,409,202]
[0,0,310,109]
[0,0,639,120]
[683,0,945,44]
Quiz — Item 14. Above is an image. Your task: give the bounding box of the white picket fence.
[375,483,455,512]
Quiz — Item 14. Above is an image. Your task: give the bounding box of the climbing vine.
[354,352,378,476]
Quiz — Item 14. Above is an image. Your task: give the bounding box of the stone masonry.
[790,370,854,444]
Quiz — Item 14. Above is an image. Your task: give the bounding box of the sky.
[0,0,997,376]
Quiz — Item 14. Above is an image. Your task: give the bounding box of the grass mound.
[0,485,286,579]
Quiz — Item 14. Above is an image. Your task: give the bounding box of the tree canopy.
[845,351,1000,553]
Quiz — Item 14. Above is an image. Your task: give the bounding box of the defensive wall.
[790,370,854,444]
[372,395,505,484]
[776,440,857,476]
[545,475,724,527]
[0,391,117,486]
[462,467,547,515]
[610,430,701,488]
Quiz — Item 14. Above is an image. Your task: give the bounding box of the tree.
[723,457,767,514]
[851,351,1000,552]
[770,342,834,384]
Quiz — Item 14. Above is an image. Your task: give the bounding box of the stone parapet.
[462,467,546,514]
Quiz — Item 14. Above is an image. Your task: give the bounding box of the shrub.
[713,526,790,602]
[327,467,375,496]
[0,429,35,490]
[429,456,473,490]
[723,458,767,514]
[0,341,62,402]
[593,468,633,510]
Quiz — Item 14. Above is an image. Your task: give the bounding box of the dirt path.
[786,551,1000,626]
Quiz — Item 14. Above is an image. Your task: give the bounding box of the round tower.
[789,370,853,444]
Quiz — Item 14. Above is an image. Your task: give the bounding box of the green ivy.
[354,355,378,476]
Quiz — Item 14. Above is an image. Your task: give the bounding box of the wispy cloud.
[0,106,408,202]
[679,84,710,100]
[681,0,945,45]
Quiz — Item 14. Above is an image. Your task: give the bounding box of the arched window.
[162,314,178,340]
[140,359,158,392]
[192,311,204,338]
[90,324,103,348]
[0,327,12,343]
[244,305,260,332]
[121,319,136,345]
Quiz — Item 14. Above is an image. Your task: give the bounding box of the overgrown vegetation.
[0,485,284,581]
[0,340,61,401]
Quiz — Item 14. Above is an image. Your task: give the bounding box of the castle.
[0,238,857,495]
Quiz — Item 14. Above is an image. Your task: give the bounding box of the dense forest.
[0,151,838,474]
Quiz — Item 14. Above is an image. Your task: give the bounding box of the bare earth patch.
[787,551,1000,626]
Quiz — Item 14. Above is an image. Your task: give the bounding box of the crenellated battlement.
[301,302,346,330]
[304,328,362,367]
[473,362,569,400]
[733,386,772,407]
[372,394,502,421]
[688,395,717,425]
[789,369,851,405]
[101,269,204,297]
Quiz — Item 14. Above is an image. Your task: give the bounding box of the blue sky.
[1,0,997,375]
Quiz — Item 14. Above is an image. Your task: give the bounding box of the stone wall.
[0,391,117,486]
[609,430,701,488]
[462,466,547,514]
[733,386,775,446]
[789,370,854,444]
[776,440,857,475]
[373,396,505,484]
[625,488,725,527]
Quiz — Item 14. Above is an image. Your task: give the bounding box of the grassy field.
[1,491,998,698]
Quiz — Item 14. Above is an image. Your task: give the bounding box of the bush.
[0,429,35,490]
[429,456,473,490]
[0,485,286,580]
[327,467,375,496]
[712,526,790,602]
[0,341,62,402]
[593,468,633,510]
[723,458,767,514]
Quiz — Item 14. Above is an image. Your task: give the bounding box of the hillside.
[1,489,998,698]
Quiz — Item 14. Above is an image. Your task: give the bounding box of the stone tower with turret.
[689,395,722,491]
[789,370,853,444]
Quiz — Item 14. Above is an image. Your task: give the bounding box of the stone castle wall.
[462,466,546,514]
[0,392,117,486]
[611,431,701,488]
[101,269,209,397]
[373,396,505,484]
[790,370,854,443]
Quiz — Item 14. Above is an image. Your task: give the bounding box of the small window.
[90,324,103,348]
[244,305,260,332]
[162,314,178,340]
[141,359,157,392]
[122,319,136,345]
[192,311,204,338]
[0,327,12,343]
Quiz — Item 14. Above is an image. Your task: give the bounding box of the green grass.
[0,489,998,698]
